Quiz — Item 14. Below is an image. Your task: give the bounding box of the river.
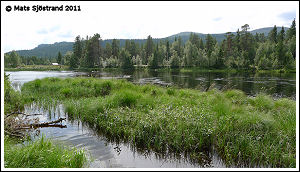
[5,70,296,168]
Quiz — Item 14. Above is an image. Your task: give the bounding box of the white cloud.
[1,1,298,52]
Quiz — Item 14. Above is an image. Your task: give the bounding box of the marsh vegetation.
[19,77,296,167]
[4,73,87,168]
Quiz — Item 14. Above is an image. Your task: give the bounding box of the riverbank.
[5,65,296,74]
[4,65,70,71]
[21,77,296,167]
[3,73,87,168]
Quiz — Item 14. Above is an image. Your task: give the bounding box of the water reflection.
[5,70,296,168]
[6,70,296,100]
[24,103,228,168]
[77,69,295,100]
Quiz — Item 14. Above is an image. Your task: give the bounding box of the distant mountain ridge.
[8,26,289,58]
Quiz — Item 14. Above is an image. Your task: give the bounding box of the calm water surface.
[6,70,296,168]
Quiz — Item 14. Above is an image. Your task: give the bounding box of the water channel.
[5,70,296,168]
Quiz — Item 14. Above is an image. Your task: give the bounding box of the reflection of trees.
[274,79,283,97]
[105,69,295,99]
[122,69,135,76]
[242,72,254,95]
[148,69,158,77]
[133,69,150,81]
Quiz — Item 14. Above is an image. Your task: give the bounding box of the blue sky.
[278,10,296,22]
[1,1,298,53]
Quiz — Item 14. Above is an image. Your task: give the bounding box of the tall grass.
[21,77,296,167]
[4,136,87,168]
[4,73,25,114]
[4,73,87,168]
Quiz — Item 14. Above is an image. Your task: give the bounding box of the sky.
[1,1,298,53]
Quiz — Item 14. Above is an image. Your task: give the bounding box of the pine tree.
[166,40,170,61]
[120,49,134,69]
[129,40,138,57]
[70,35,82,69]
[84,33,101,68]
[278,26,285,43]
[269,25,277,43]
[57,52,62,64]
[205,34,216,67]
[104,43,112,60]
[149,45,159,69]
[145,35,154,64]
[112,39,120,58]
[287,18,296,40]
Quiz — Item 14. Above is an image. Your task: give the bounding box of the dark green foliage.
[170,53,180,68]
[148,45,160,69]
[205,34,216,60]
[145,35,154,64]
[120,49,134,69]
[269,25,277,43]
[5,51,21,68]
[83,33,101,68]
[4,73,24,114]
[70,36,82,69]
[112,39,120,58]
[8,27,287,59]
[286,18,296,40]
[57,51,62,64]
[5,23,295,71]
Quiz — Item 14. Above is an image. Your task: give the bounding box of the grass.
[4,65,70,71]
[178,67,295,74]
[4,73,25,114]
[4,136,87,168]
[21,77,296,167]
[256,69,296,74]
[4,72,87,168]
[179,68,238,73]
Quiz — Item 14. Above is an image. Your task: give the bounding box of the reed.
[21,77,296,167]
[4,136,87,168]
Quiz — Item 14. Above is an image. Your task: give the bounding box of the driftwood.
[15,124,67,130]
[5,111,24,118]
[30,117,66,128]
[36,124,67,128]
[5,111,67,139]
[6,117,66,134]
[4,130,25,139]
[5,112,42,118]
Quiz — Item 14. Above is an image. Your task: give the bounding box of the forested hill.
[9,27,288,58]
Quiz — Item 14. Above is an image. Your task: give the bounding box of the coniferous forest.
[5,20,296,72]
[3,17,297,169]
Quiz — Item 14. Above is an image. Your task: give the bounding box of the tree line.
[4,53,58,68]
[5,19,296,71]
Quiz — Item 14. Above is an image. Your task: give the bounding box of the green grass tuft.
[4,136,87,168]
[20,77,296,167]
